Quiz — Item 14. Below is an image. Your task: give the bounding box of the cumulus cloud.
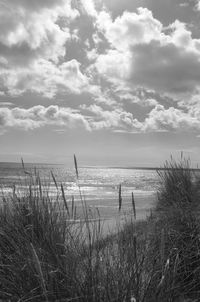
[116,88,159,107]
[2,1,200,137]
[180,94,200,121]
[143,105,200,132]
[0,0,101,97]
[79,101,200,133]
[0,0,77,66]
[1,102,200,134]
[79,0,98,17]
[94,7,200,98]
[97,8,163,50]
[94,49,132,81]
[0,103,144,133]
[195,0,200,10]
[0,105,90,131]
[1,59,95,97]
[82,104,143,131]
[130,40,200,94]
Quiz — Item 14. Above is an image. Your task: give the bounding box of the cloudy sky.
[1,0,200,166]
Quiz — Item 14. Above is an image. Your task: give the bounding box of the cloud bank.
[0,105,90,131]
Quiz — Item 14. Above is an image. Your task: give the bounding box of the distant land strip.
[83,166,200,171]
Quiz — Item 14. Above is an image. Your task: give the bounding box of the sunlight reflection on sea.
[0,163,159,232]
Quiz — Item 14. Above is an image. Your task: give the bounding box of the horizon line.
[0,161,199,171]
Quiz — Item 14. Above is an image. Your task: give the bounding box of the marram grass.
[0,157,200,301]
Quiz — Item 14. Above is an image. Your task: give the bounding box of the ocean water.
[0,162,160,231]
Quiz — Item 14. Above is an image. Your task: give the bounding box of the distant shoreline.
[82,166,200,171]
[0,162,200,171]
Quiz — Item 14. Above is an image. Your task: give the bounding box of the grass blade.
[132,192,136,219]
[74,154,79,179]
[51,171,58,190]
[30,243,48,302]
[21,157,31,176]
[160,228,165,271]
[118,184,122,212]
[38,175,42,198]
[71,195,74,217]
[61,183,69,216]
[21,157,25,170]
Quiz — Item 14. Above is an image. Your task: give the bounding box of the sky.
[1,0,200,166]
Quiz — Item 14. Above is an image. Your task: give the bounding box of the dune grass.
[0,157,200,301]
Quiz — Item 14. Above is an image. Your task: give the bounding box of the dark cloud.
[94,8,200,98]
[130,40,200,94]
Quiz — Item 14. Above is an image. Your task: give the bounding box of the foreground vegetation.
[0,158,200,301]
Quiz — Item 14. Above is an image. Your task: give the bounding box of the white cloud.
[1,102,200,134]
[94,7,200,98]
[0,105,90,131]
[94,49,132,81]
[80,102,200,133]
[181,94,200,121]
[97,8,163,50]
[195,0,200,10]
[143,105,200,132]
[0,0,102,97]
[0,58,98,98]
[83,104,142,131]
[132,96,158,107]
[0,0,78,65]
[79,0,98,17]
[117,89,158,107]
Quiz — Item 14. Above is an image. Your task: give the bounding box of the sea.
[0,162,160,233]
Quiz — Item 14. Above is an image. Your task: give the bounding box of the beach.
[0,163,158,224]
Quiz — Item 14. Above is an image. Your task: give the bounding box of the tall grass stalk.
[118,184,122,212]
[132,192,136,219]
[30,243,48,302]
